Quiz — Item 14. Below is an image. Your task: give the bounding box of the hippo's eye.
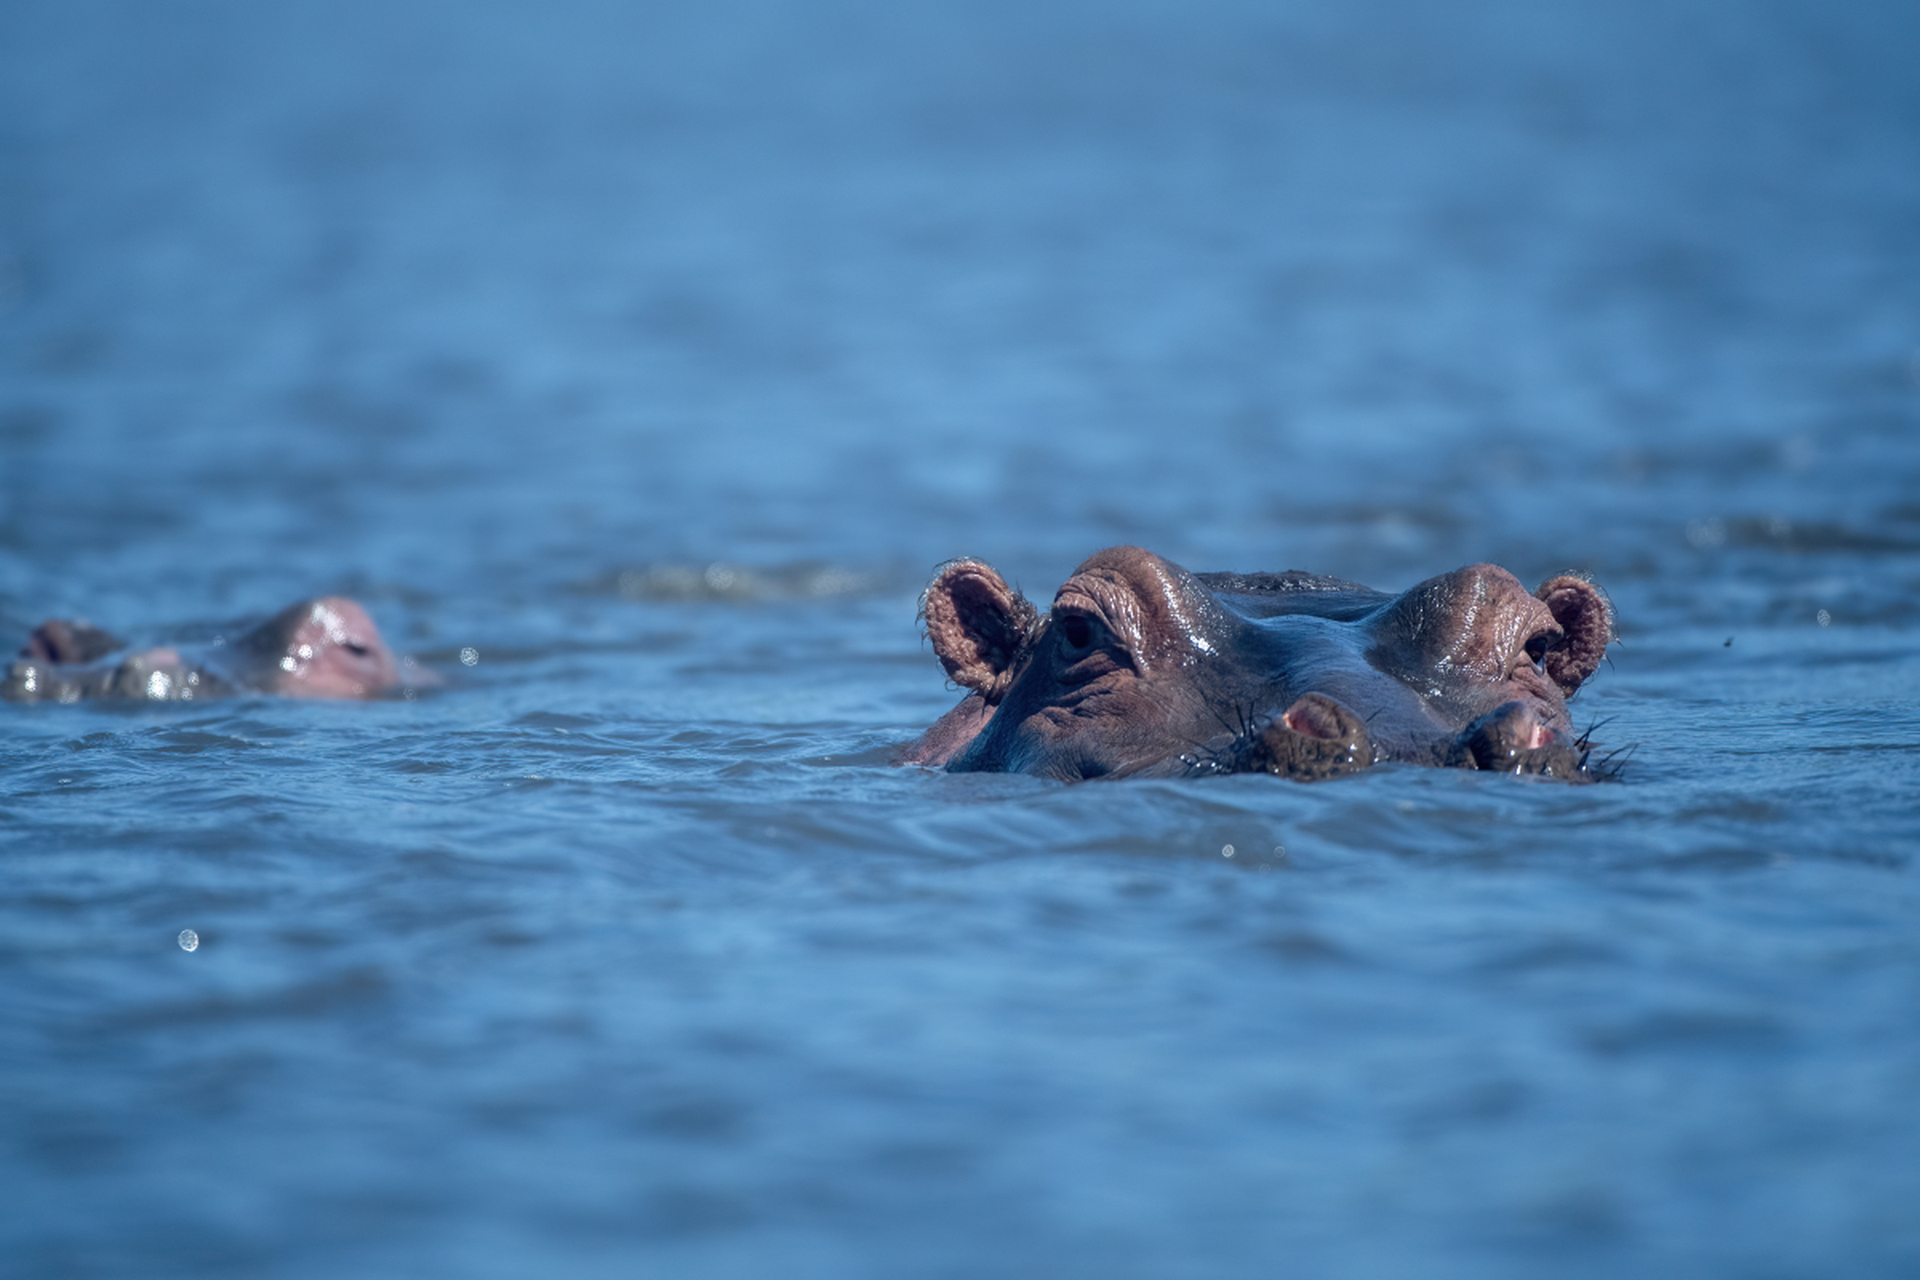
[1058,614,1094,652]
[342,641,371,657]
[1523,631,1555,665]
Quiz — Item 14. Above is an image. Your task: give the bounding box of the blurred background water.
[2,1,1917,1276]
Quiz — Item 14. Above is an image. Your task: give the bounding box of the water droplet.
[1816,609,1831,627]
[1221,844,1235,857]
[460,647,480,666]
[178,929,199,952]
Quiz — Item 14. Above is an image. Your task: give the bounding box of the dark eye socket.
[1058,614,1094,652]
[343,641,371,657]
[1523,632,1555,664]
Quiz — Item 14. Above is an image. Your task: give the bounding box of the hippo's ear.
[920,559,1040,703]
[1535,575,1614,697]
[23,619,123,664]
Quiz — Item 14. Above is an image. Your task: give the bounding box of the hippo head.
[903,546,1613,782]
[232,597,403,699]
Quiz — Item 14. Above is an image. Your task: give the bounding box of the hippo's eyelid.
[342,640,371,657]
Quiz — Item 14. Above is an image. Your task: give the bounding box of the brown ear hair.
[919,559,1039,703]
[1535,575,1614,697]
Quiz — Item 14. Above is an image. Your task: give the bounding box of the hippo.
[898,546,1615,782]
[4,596,416,703]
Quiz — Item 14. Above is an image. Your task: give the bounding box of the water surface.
[3,2,1918,1276]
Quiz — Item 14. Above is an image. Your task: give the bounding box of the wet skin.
[4,597,411,703]
[899,546,1615,782]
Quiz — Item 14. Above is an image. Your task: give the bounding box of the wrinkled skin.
[898,546,1615,782]
[4,597,413,704]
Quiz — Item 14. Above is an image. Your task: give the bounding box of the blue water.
[4,2,1919,1276]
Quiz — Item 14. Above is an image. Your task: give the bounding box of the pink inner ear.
[1535,576,1613,696]
[921,561,1034,702]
